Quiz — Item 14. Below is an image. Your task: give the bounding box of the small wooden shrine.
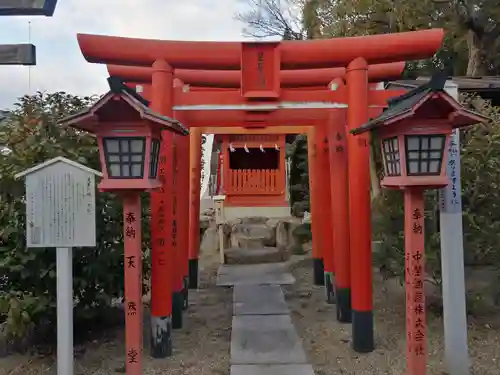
[215,133,289,218]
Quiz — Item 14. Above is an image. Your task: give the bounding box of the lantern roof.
[59,77,189,136]
[351,72,489,135]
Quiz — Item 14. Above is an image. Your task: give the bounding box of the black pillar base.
[188,258,199,289]
[324,272,335,304]
[352,309,375,353]
[182,276,189,310]
[335,287,352,323]
[150,315,173,358]
[313,258,325,286]
[172,291,184,329]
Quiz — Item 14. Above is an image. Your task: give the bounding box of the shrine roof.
[351,73,487,135]
[15,156,102,179]
[59,77,189,136]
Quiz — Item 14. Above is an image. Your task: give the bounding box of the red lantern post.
[60,77,189,374]
[351,74,488,375]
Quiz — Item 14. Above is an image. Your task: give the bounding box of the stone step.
[231,365,315,375]
[224,247,288,265]
[216,263,295,286]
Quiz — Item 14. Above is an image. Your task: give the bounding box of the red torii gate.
[75,29,444,360]
[109,62,407,304]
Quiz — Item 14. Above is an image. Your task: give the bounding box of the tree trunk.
[303,0,323,39]
[466,29,488,77]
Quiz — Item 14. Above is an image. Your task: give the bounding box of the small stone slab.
[231,315,307,365]
[219,263,288,275]
[233,285,289,316]
[231,364,315,375]
[225,247,285,265]
[217,263,295,286]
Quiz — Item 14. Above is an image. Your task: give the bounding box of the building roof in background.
[0,110,9,121]
[387,76,500,92]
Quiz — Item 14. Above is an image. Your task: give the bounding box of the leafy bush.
[0,92,151,343]
[288,134,309,216]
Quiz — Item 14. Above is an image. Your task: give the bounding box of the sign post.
[213,195,226,264]
[56,246,73,375]
[0,0,58,67]
[0,0,58,16]
[15,156,102,375]
[439,81,470,375]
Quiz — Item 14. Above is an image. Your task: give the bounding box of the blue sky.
[0,0,256,109]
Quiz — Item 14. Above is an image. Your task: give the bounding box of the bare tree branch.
[235,0,305,39]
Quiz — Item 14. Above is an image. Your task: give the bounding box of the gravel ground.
[283,255,500,375]
[0,251,232,375]
[4,251,500,375]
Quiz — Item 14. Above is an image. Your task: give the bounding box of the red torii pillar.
[308,122,335,289]
[328,102,351,321]
[317,116,335,299]
[346,57,373,352]
[137,78,189,316]
[307,127,322,284]
[188,126,202,289]
[149,60,178,357]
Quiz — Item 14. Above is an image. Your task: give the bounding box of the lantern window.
[103,137,145,178]
[382,137,401,176]
[149,139,161,178]
[405,135,445,176]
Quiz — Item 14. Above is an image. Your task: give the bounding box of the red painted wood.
[123,193,143,374]
[404,188,427,375]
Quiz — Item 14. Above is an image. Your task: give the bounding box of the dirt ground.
[3,251,500,375]
[284,255,500,375]
[0,251,232,375]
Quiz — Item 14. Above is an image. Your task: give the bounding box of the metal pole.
[56,247,74,375]
[439,81,469,375]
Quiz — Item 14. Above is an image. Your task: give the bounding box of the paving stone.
[230,315,307,365]
[218,263,288,275]
[233,285,289,315]
[217,263,295,286]
[225,247,286,264]
[231,364,315,375]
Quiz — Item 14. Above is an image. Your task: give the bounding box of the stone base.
[150,315,173,358]
[225,247,288,265]
[352,310,375,353]
[224,206,291,221]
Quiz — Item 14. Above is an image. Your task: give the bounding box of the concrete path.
[221,263,315,375]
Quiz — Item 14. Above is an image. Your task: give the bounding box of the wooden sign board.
[0,0,58,16]
[241,42,280,99]
[213,195,226,225]
[0,44,36,65]
[15,157,102,248]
